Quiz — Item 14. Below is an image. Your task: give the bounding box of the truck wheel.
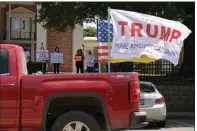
[51,111,101,131]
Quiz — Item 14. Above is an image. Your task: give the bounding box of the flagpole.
[96,17,102,73]
[98,60,101,73]
[107,7,111,73]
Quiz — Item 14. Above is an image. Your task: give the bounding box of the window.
[0,49,9,74]
[11,18,31,39]
[140,82,155,93]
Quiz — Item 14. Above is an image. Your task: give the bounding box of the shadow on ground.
[131,118,194,130]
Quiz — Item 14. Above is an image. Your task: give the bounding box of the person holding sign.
[75,49,84,73]
[53,47,61,74]
[85,50,95,73]
[37,43,48,74]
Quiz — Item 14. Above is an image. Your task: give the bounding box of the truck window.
[0,49,9,75]
[21,48,28,75]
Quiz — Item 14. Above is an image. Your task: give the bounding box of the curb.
[46,72,72,74]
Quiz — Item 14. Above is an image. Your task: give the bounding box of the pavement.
[125,118,194,131]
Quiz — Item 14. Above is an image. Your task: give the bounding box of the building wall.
[0,7,4,43]
[1,3,84,73]
[2,4,36,61]
[47,29,73,72]
[5,6,36,40]
[4,4,36,13]
[36,4,84,73]
[4,4,36,40]
[36,5,47,50]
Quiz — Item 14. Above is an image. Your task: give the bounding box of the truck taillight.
[130,81,140,103]
[155,97,165,104]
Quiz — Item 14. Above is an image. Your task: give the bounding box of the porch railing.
[3,31,36,40]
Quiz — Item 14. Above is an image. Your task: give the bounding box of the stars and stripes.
[97,19,113,63]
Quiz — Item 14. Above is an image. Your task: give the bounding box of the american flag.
[97,19,113,63]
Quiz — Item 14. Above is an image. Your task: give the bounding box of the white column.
[0,3,5,42]
[31,43,35,61]
[0,8,3,42]
[31,17,35,40]
[8,3,11,40]
[36,5,47,50]
[72,24,84,72]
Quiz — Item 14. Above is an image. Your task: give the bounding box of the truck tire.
[51,111,101,131]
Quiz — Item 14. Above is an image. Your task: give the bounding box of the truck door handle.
[0,84,15,87]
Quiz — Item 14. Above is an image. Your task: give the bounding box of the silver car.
[140,81,167,127]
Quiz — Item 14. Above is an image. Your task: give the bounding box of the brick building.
[0,2,83,72]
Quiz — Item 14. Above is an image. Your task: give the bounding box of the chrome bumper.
[130,111,149,128]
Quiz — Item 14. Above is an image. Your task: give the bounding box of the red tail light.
[130,81,140,103]
[155,97,165,104]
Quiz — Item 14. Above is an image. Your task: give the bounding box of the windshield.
[140,82,155,93]
[21,48,28,75]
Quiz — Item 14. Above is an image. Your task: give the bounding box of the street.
[125,118,194,131]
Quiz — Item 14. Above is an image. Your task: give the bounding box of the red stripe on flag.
[97,46,112,49]
[98,52,108,56]
[98,59,109,63]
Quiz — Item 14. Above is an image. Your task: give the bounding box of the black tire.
[156,120,166,127]
[51,111,101,131]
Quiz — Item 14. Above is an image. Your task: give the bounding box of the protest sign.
[50,52,64,63]
[36,50,49,63]
[75,56,82,62]
[86,55,95,67]
[109,9,191,65]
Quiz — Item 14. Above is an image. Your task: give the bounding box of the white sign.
[86,55,95,67]
[109,9,191,65]
[36,50,49,63]
[50,53,64,63]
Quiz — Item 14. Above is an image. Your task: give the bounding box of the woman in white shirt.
[24,48,30,63]
[39,43,48,74]
[85,50,95,73]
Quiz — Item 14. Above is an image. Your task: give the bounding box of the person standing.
[86,50,95,73]
[24,47,31,74]
[24,47,30,63]
[39,43,48,74]
[53,47,61,74]
[75,49,84,73]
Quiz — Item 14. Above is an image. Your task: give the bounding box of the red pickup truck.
[0,44,147,131]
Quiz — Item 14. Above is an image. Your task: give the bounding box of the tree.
[37,2,194,31]
[178,8,195,77]
[37,2,194,76]
[84,27,97,37]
